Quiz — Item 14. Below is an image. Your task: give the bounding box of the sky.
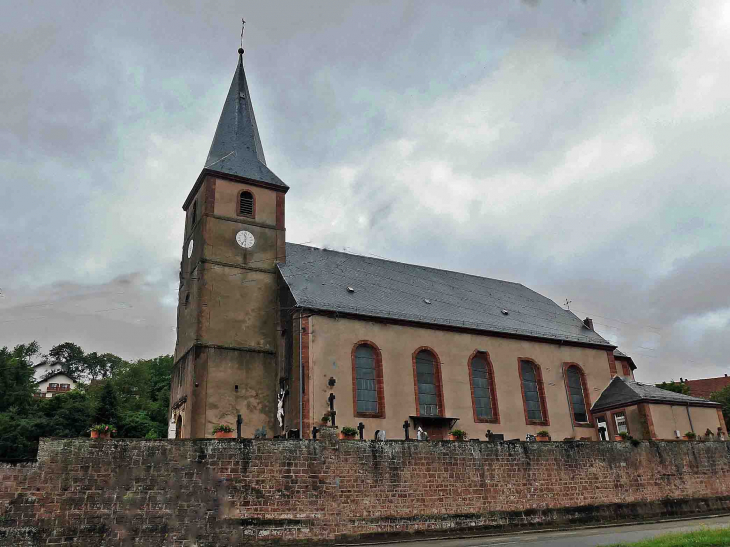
[1,1,729,382]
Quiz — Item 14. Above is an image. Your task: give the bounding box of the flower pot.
[615,435,624,441]
[338,432,357,440]
[91,431,110,439]
[214,431,235,439]
[448,434,464,441]
[90,430,99,439]
[536,435,550,442]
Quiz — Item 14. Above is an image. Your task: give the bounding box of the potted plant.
[212,424,235,439]
[616,431,629,441]
[339,426,358,440]
[535,430,550,442]
[684,431,696,441]
[90,424,116,439]
[320,414,331,426]
[448,429,467,441]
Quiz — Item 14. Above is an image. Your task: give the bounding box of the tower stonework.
[169,50,288,439]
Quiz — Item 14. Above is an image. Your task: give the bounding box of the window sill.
[474,417,500,424]
[354,413,385,419]
[525,420,549,427]
[574,422,595,428]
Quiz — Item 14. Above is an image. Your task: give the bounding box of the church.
[168,49,725,443]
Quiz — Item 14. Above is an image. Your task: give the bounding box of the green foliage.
[449,429,468,440]
[655,381,691,395]
[93,382,120,426]
[0,342,40,413]
[340,426,358,436]
[536,430,550,437]
[44,343,123,381]
[604,525,730,546]
[0,341,173,461]
[685,431,696,439]
[212,424,233,434]
[710,385,730,431]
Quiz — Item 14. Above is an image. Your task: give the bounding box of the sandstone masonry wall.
[2,438,730,545]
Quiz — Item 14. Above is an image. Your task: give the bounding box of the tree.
[711,386,730,431]
[656,381,691,395]
[0,342,40,413]
[93,382,120,426]
[83,352,123,380]
[46,342,86,379]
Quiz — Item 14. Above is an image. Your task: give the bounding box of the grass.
[604,526,730,546]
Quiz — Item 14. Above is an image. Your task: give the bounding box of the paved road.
[373,515,730,547]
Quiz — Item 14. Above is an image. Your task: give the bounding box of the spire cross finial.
[239,18,246,55]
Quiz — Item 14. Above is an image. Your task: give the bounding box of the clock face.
[187,240,194,258]
[236,230,255,249]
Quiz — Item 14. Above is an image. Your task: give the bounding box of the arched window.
[519,359,549,425]
[469,351,499,423]
[564,363,591,425]
[413,348,442,416]
[352,342,385,418]
[238,190,255,217]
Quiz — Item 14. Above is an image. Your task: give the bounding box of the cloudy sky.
[1,1,729,382]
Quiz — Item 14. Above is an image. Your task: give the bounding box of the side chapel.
[169,48,726,443]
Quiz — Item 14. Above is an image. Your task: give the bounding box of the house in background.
[681,375,730,400]
[591,377,724,440]
[33,362,76,398]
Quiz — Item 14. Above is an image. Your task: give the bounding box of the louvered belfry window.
[239,191,254,217]
[521,360,543,422]
[416,350,440,416]
[471,354,493,419]
[567,366,588,423]
[354,345,378,414]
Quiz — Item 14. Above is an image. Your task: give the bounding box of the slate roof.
[592,377,720,412]
[203,51,287,189]
[683,376,730,400]
[278,243,615,347]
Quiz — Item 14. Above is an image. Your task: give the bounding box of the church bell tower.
[169,47,288,439]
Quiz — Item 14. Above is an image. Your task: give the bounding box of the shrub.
[449,429,467,440]
[536,430,550,437]
[212,424,233,434]
[685,431,696,439]
[341,426,358,436]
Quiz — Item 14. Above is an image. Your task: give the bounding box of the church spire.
[204,48,287,189]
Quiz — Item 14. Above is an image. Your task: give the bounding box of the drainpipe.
[686,403,694,434]
[299,310,303,439]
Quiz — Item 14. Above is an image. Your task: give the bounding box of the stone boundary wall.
[2,438,730,545]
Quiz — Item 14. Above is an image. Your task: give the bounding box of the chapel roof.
[591,376,720,412]
[278,243,615,348]
[613,348,637,370]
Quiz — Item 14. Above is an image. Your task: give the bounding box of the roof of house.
[591,376,720,412]
[278,243,615,348]
[202,51,287,190]
[613,349,637,371]
[683,376,730,400]
[36,370,76,383]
